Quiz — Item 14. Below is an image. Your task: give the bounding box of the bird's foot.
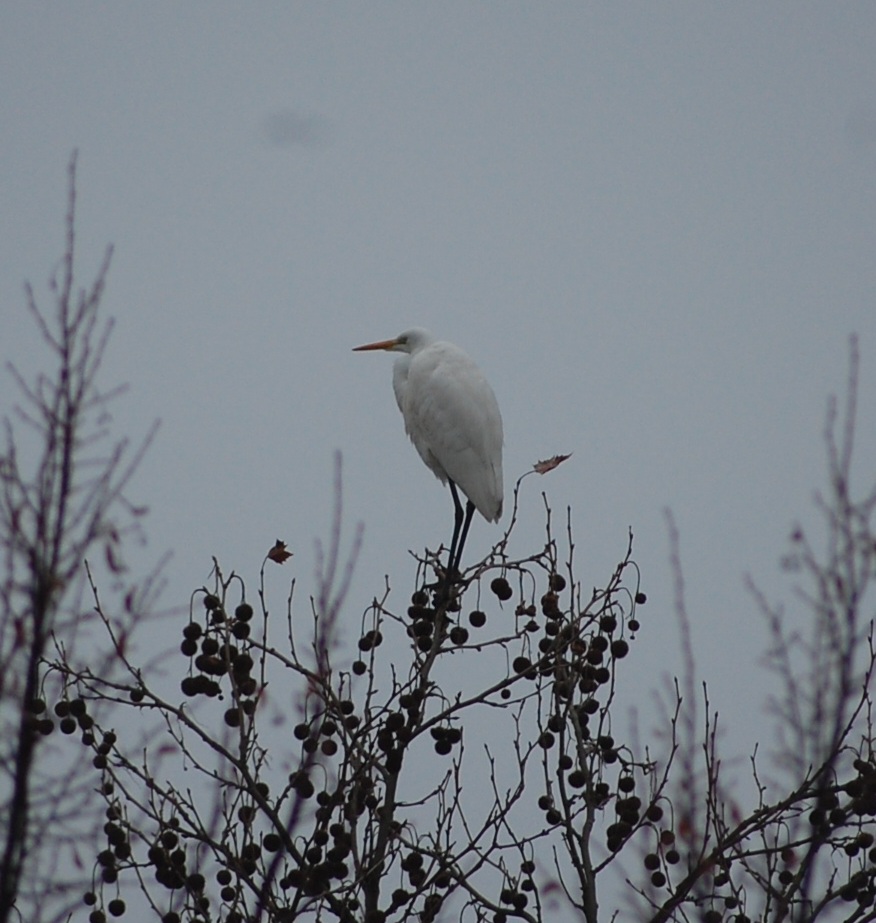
[428,571,468,610]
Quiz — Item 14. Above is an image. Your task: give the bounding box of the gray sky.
[2,0,876,890]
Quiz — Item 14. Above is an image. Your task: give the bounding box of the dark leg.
[447,481,465,581]
[454,500,476,576]
[447,481,476,581]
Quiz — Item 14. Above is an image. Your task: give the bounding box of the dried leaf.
[533,453,572,475]
[267,539,293,564]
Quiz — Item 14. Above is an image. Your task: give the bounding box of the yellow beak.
[352,337,399,352]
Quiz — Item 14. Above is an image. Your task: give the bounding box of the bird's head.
[353,328,435,355]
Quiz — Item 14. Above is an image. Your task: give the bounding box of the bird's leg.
[446,481,466,585]
[446,482,476,585]
[453,500,476,578]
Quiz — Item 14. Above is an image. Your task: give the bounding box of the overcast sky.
[2,2,876,896]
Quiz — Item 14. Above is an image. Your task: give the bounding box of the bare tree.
[0,153,154,923]
[4,167,874,923]
[49,361,875,922]
[631,338,876,923]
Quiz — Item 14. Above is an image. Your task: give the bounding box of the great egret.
[353,328,503,579]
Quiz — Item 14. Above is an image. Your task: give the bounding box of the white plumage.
[354,327,503,575]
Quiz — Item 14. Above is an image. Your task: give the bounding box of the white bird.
[353,328,503,578]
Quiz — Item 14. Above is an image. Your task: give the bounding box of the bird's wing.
[401,345,503,521]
